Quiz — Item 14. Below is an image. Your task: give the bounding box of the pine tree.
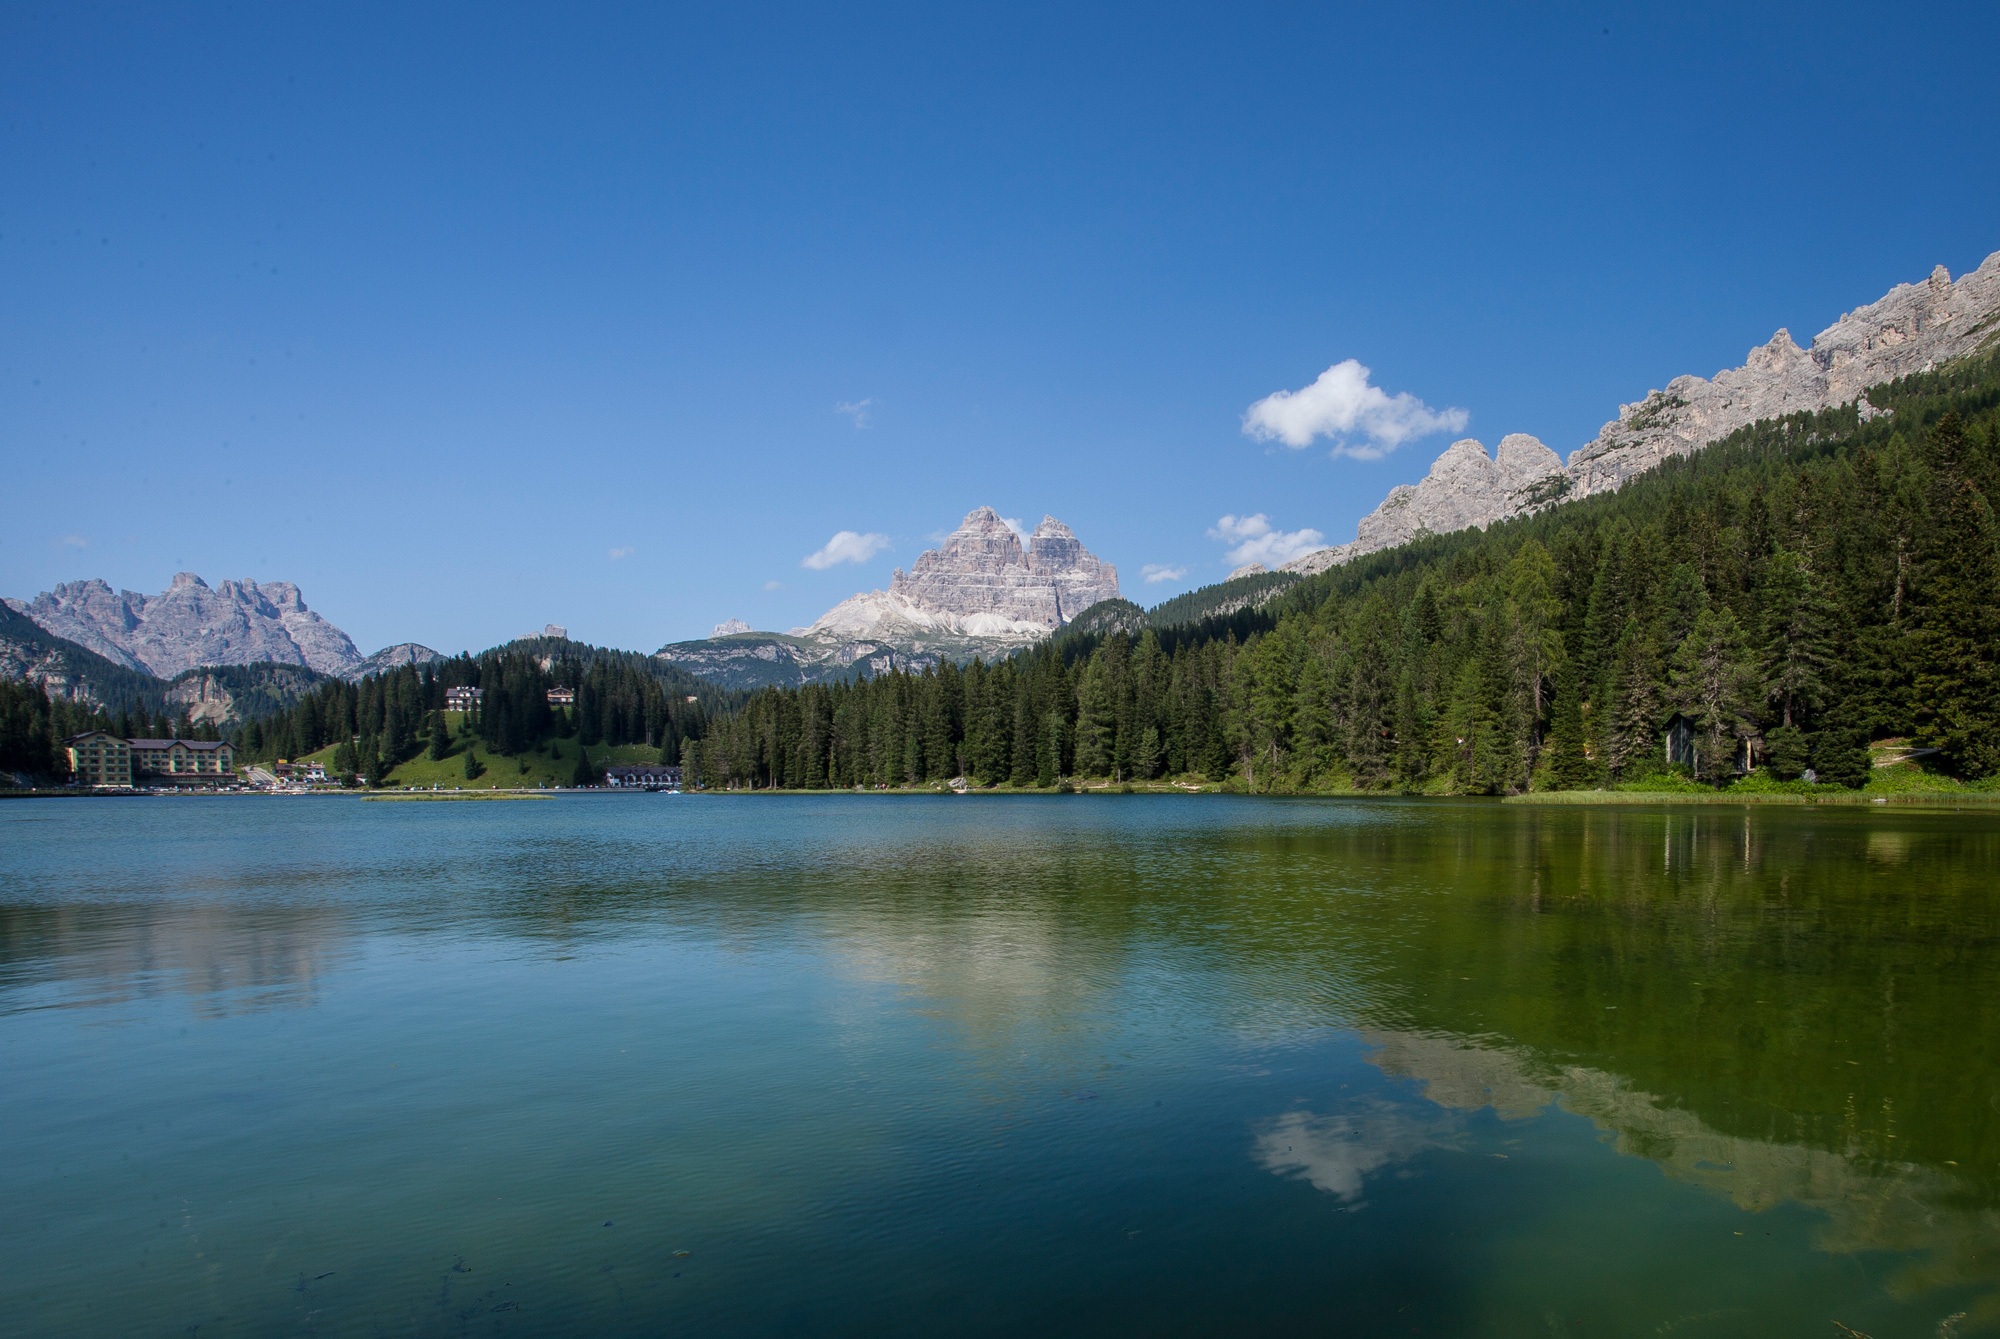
[1757,549,1832,729]
[1074,659,1113,777]
[1544,661,1592,789]
[1604,628,1663,781]
[1037,710,1061,788]
[1506,539,1564,771]
[1912,480,2000,777]
[1669,605,1755,781]
[1134,726,1162,780]
[1010,692,1036,787]
[428,710,450,761]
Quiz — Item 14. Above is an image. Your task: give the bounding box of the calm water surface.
[4,794,1999,1336]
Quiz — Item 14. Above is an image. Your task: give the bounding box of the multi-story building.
[445,686,483,712]
[65,733,235,787]
[546,687,575,706]
[129,737,235,783]
[66,731,133,787]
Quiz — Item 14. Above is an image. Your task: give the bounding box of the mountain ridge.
[1283,247,2000,575]
[656,506,1120,688]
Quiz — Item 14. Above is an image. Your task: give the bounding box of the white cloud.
[607,546,635,561]
[1253,1102,1448,1204]
[835,398,873,429]
[763,580,784,591]
[802,530,891,570]
[1141,563,1189,584]
[1242,359,1467,460]
[1000,516,1030,543]
[1208,514,1327,567]
[56,534,89,549]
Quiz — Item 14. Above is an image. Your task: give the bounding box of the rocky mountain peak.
[870,505,1118,632]
[1283,247,2000,577]
[8,573,365,677]
[786,505,1119,651]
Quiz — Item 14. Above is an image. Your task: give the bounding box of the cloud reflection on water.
[1252,1099,1450,1206]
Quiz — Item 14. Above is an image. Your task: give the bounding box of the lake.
[3,794,1997,1336]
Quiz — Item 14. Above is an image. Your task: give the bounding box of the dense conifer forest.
[682,350,2000,793]
[223,640,739,785]
[9,353,1994,793]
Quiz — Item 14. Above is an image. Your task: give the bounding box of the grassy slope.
[295,714,664,790]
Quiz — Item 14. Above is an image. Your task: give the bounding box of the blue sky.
[6,2,1998,655]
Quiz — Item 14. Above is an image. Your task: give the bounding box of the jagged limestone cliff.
[6,573,365,677]
[1284,249,2000,575]
[657,507,1121,688]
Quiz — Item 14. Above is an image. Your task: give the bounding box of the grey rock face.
[660,506,1120,686]
[1282,433,1565,576]
[11,573,364,677]
[1567,251,2000,496]
[885,507,1121,629]
[1286,249,2000,575]
[344,642,445,682]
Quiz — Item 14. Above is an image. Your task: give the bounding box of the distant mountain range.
[6,573,371,677]
[655,507,1123,688]
[10,248,1996,711]
[1274,248,2000,576]
[1,573,446,722]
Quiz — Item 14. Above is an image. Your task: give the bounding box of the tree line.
[234,642,737,785]
[684,351,2000,792]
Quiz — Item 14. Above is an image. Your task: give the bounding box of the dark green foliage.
[686,349,2000,791]
[428,710,450,760]
[0,605,170,716]
[0,680,116,782]
[233,637,743,771]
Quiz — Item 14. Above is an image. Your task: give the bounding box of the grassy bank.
[1505,790,2000,806]
[294,728,665,791]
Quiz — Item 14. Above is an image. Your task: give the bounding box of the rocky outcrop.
[798,507,1118,643]
[1284,434,1565,575]
[163,663,329,727]
[1569,251,2000,496]
[863,508,1121,631]
[1284,249,2000,575]
[0,603,160,708]
[7,573,364,677]
[343,642,445,682]
[658,506,1121,688]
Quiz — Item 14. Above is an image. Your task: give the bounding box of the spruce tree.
[1010,693,1036,786]
[1757,550,1832,729]
[1912,480,2000,776]
[1669,605,1755,781]
[1135,726,1162,780]
[1036,710,1061,788]
[1544,661,1592,790]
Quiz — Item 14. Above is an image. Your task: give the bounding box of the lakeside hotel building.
[65,731,235,788]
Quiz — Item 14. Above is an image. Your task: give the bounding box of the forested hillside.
[233,637,742,785]
[0,604,170,713]
[682,350,2000,793]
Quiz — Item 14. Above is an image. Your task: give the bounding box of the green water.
[3,795,1998,1336]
